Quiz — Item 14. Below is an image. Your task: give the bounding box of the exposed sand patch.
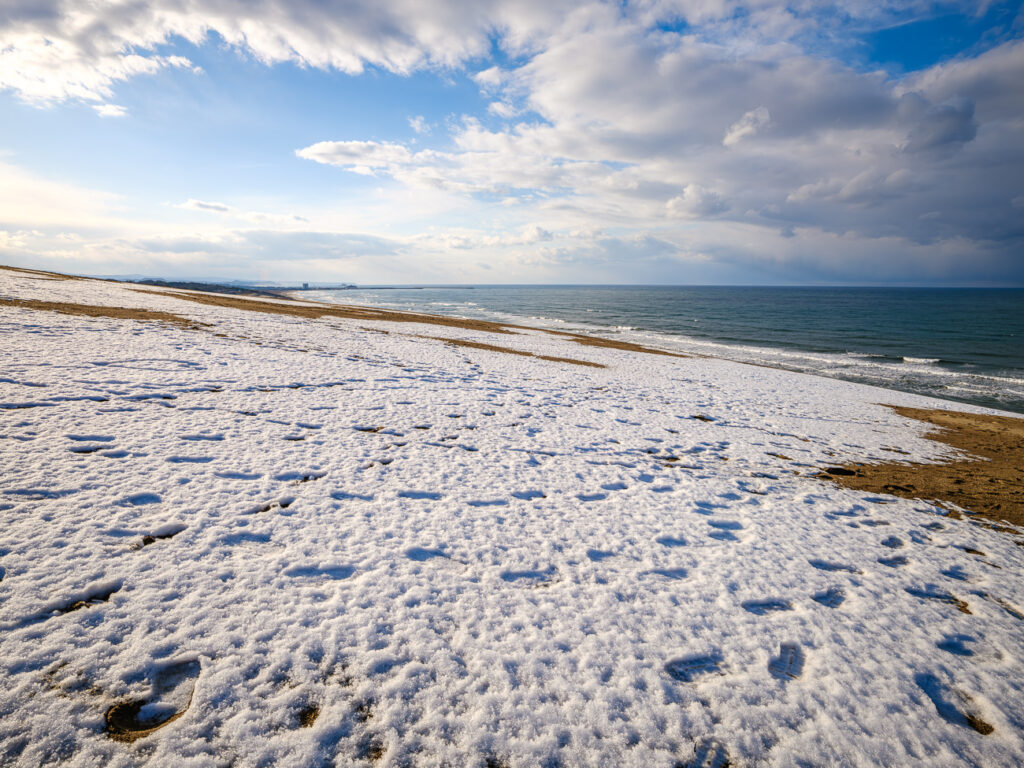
[546,329,688,358]
[823,406,1024,528]
[0,297,204,330]
[423,336,606,368]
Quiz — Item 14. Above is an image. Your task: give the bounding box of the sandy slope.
[1,267,1023,767]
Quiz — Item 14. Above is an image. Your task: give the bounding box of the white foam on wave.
[903,357,940,365]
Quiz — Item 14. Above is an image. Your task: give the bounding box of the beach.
[1,264,1023,766]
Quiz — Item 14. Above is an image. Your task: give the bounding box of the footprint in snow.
[406,547,448,561]
[940,565,972,582]
[274,471,326,484]
[22,581,124,626]
[664,652,725,683]
[136,523,187,548]
[331,491,374,502]
[249,497,295,514]
[284,565,354,580]
[511,490,545,500]
[812,587,845,608]
[69,444,108,454]
[877,555,909,568]
[915,673,994,735]
[67,435,115,454]
[398,490,443,500]
[768,642,805,681]
[577,492,607,502]
[936,634,978,657]
[881,536,904,549]
[960,546,987,557]
[707,520,742,541]
[586,549,615,561]
[646,567,688,580]
[808,559,861,574]
[905,586,971,614]
[500,567,557,586]
[683,740,731,768]
[119,493,161,507]
[656,536,687,548]
[741,599,792,615]
[106,658,201,742]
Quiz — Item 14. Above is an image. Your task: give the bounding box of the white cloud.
[295,141,416,176]
[488,101,520,118]
[0,0,576,104]
[723,106,770,146]
[177,199,233,213]
[408,115,430,134]
[92,103,127,118]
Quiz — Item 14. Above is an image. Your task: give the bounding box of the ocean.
[308,286,1024,414]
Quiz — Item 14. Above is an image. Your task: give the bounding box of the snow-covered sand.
[1,269,1022,767]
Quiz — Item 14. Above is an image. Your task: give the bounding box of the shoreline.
[302,283,1024,416]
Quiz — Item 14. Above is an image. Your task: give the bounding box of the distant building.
[302,282,309,289]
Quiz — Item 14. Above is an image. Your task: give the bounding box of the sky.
[1,1,1022,286]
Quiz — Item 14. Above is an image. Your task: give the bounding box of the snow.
[1,270,1023,767]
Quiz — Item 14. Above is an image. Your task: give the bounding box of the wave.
[903,357,940,365]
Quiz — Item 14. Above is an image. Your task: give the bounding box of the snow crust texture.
[1,272,1023,767]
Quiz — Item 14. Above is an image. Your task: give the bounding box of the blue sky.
[1,1,1022,285]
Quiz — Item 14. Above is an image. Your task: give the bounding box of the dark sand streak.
[0,297,204,330]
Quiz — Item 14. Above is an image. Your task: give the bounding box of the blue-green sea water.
[310,286,1024,414]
